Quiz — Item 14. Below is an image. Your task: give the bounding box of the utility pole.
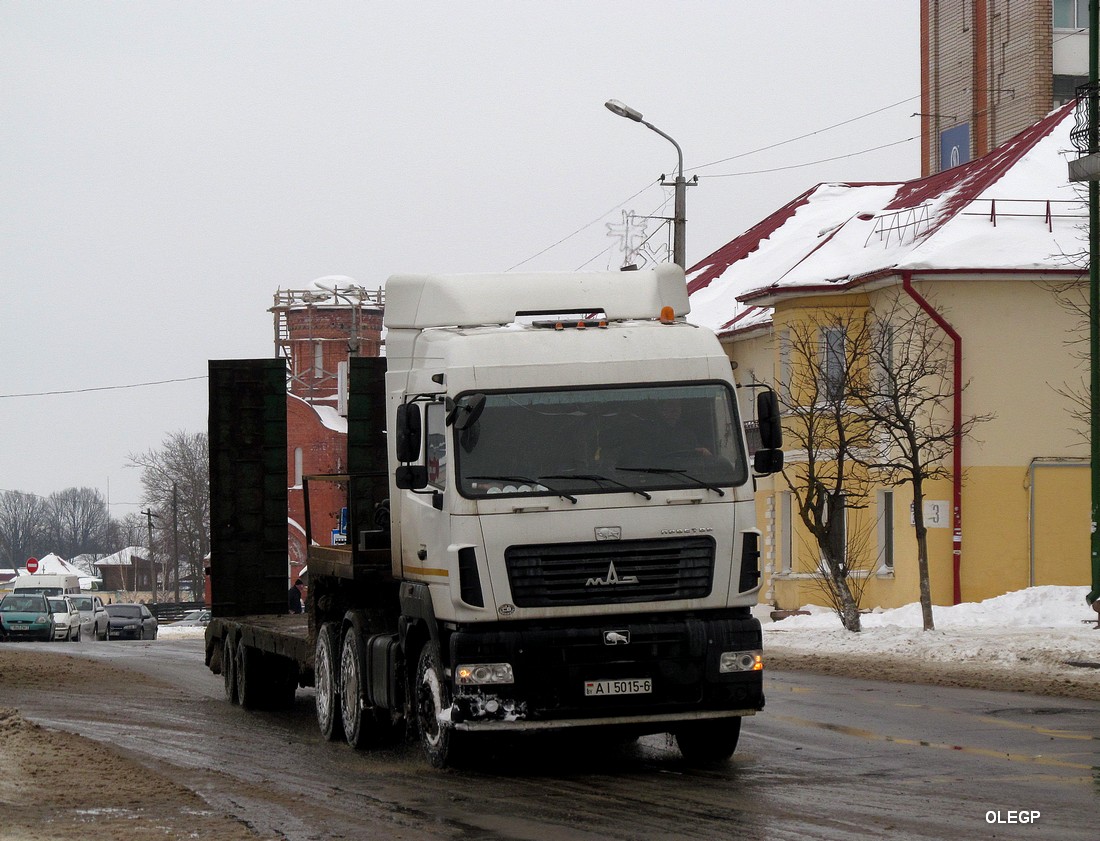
[172,484,180,603]
[1066,1,1100,620]
[141,508,157,604]
[605,99,697,269]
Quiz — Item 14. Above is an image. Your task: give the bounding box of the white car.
[47,597,82,642]
[70,595,109,640]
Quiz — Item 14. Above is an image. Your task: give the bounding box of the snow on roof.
[95,546,147,567]
[24,553,85,576]
[687,101,1085,337]
[289,393,349,434]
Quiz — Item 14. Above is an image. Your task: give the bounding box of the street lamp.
[605,99,693,269]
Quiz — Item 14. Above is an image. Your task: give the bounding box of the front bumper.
[1,623,52,641]
[446,609,764,729]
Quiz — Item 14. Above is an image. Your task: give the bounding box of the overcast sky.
[1,2,919,521]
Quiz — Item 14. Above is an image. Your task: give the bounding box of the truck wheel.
[416,642,462,768]
[222,635,238,705]
[340,628,371,748]
[674,718,742,763]
[236,639,261,709]
[315,623,344,741]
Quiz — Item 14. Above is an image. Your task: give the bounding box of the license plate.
[584,678,652,697]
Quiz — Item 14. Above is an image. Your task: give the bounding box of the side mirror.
[395,465,429,490]
[756,390,783,450]
[447,393,487,430]
[395,402,422,462]
[754,449,784,476]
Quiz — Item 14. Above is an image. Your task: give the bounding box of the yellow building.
[687,102,1089,612]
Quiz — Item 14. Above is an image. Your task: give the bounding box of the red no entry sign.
[25,557,38,573]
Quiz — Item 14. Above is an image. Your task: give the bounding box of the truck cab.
[383,264,780,764]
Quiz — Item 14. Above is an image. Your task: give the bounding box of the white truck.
[205,264,783,767]
[13,574,81,597]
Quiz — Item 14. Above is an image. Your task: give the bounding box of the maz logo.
[586,561,639,587]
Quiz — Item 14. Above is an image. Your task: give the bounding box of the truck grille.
[505,537,714,607]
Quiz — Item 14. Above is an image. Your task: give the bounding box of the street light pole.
[605,99,694,269]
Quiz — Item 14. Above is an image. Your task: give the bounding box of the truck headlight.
[720,650,763,673]
[455,663,514,685]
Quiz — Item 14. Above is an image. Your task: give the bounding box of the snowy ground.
[756,585,1100,699]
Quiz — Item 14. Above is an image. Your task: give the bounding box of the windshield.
[1,595,47,612]
[47,599,69,614]
[455,383,748,499]
[107,605,142,618]
[71,598,92,610]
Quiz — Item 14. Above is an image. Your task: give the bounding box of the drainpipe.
[902,271,963,604]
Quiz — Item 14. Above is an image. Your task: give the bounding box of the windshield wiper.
[615,466,725,497]
[466,475,578,504]
[540,473,651,500]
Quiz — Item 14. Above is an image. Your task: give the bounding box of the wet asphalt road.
[3,637,1097,841]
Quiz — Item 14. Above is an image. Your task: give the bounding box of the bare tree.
[0,491,49,567]
[778,312,878,632]
[851,294,991,631]
[1042,278,1090,442]
[129,431,210,600]
[46,487,110,559]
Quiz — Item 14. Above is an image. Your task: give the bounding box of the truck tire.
[339,628,371,748]
[222,634,238,705]
[236,639,261,709]
[315,622,344,741]
[674,717,742,763]
[416,642,463,768]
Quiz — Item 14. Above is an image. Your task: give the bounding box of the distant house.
[95,546,161,593]
[687,101,1088,611]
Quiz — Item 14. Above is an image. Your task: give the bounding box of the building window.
[821,327,846,403]
[1054,74,1089,107]
[823,494,847,566]
[425,401,448,490]
[1054,0,1089,29]
[780,491,793,573]
[873,322,896,396]
[294,447,303,487]
[878,489,894,571]
[313,342,324,379]
[779,329,792,400]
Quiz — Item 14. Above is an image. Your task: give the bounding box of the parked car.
[70,595,109,640]
[47,597,82,641]
[104,603,158,640]
[0,593,53,641]
[167,608,210,627]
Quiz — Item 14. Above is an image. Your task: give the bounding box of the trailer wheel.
[236,639,262,709]
[222,635,238,705]
[315,622,344,741]
[674,717,741,763]
[416,642,462,768]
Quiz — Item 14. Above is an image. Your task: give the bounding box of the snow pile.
[761,586,1099,695]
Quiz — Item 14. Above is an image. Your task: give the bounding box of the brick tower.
[270,279,385,583]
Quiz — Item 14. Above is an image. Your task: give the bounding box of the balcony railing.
[1071,83,1100,155]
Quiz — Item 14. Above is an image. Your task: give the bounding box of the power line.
[0,375,207,400]
[505,179,660,271]
[506,94,921,271]
[689,94,920,173]
[702,135,920,178]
